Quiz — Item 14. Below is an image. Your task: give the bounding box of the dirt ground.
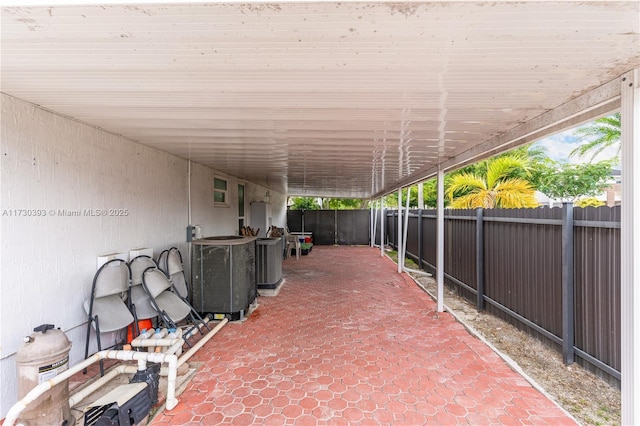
[411,274,621,426]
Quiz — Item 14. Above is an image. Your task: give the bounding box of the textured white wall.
[0,94,285,417]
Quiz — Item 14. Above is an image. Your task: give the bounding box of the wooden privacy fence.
[385,205,621,386]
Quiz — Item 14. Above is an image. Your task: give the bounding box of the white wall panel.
[0,94,285,417]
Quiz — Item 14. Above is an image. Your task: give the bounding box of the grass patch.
[386,250,420,270]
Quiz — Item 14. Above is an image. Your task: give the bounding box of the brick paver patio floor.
[151,245,575,425]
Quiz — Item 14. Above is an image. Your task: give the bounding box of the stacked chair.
[141,265,205,347]
[158,247,211,333]
[83,259,134,375]
[128,255,161,335]
[84,248,210,373]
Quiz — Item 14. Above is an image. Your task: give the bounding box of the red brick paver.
[152,246,575,425]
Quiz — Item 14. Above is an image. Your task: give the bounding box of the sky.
[532,125,619,166]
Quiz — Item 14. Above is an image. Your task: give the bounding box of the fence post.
[334,209,338,245]
[562,202,575,365]
[417,209,424,270]
[476,208,485,311]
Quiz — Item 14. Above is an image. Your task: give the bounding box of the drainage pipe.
[175,318,228,369]
[135,318,227,375]
[4,350,179,426]
[67,364,129,408]
[68,339,182,409]
[403,266,431,276]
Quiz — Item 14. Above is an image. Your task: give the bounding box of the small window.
[214,177,228,206]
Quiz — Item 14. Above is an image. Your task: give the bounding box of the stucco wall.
[0,94,286,417]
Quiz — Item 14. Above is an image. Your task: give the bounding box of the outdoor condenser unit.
[191,236,257,321]
[256,237,283,289]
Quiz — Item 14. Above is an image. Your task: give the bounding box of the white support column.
[402,186,410,272]
[621,68,640,426]
[372,199,379,248]
[380,197,385,257]
[397,188,403,273]
[436,168,445,312]
[418,182,424,209]
[370,201,374,247]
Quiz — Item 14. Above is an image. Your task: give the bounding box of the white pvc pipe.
[68,364,129,408]
[131,327,183,348]
[67,319,226,412]
[182,317,213,341]
[177,318,228,369]
[5,350,180,426]
[132,338,183,347]
[403,266,432,276]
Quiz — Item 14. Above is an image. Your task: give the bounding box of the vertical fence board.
[574,206,621,381]
[337,210,370,245]
[444,210,477,301]
[484,207,563,339]
[286,210,303,232]
[406,210,420,262]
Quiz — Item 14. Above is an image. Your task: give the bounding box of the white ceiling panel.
[2,1,639,197]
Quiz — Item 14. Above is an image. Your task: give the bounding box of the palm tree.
[446,155,538,209]
[570,113,621,161]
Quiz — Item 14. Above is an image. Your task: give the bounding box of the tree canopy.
[531,159,613,202]
[445,154,538,208]
[570,113,621,161]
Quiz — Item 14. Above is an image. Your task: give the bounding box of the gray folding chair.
[142,266,204,345]
[160,247,210,331]
[83,259,134,375]
[128,255,160,335]
[165,247,189,300]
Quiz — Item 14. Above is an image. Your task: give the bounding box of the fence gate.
[286,209,370,245]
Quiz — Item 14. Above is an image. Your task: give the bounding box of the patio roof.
[1,1,639,198]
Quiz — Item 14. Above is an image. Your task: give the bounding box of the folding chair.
[84,259,134,375]
[128,255,160,336]
[141,266,207,346]
[158,247,211,331]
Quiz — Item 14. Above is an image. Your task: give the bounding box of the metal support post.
[621,68,640,425]
[476,207,485,311]
[380,199,385,257]
[417,208,423,270]
[436,169,445,312]
[402,186,410,272]
[397,189,403,273]
[562,202,575,365]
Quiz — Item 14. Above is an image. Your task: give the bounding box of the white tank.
[15,324,72,426]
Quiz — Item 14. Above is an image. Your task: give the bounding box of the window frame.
[214,177,229,207]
